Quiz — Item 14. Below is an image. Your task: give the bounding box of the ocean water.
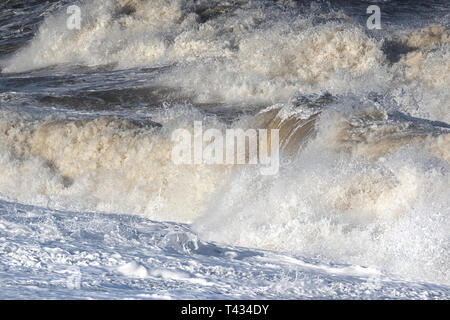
[0,0,449,299]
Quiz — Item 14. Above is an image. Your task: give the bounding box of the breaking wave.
[0,0,449,286]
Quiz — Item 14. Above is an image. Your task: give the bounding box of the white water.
[0,0,448,298]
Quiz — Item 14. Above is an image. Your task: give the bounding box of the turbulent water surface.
[0,0,449,299]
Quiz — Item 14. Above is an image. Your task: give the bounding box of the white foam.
[0,0,448,287]
[193,104,450,285]
[0,108,232,223]
[2,1,448,123]
[117,261,149,278]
